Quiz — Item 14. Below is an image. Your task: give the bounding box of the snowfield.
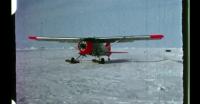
[16,48,183,104]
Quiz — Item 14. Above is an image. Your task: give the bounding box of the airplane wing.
[28,34,164,43]
[28,36,81,43]
[91,34,164,43]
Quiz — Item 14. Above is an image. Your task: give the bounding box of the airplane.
[28,34,164,64]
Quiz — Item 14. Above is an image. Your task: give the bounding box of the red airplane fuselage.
[78,41,112,57]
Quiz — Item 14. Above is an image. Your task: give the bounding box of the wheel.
[99,58,105,64]
[70,57,79,63]
[70,57,75,63]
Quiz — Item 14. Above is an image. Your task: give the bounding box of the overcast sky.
[16,0,182,49]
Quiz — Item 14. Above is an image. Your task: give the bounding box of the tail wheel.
[99,58,105,64]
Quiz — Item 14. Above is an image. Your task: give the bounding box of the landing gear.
[108,57,111,61]
[65,55,107,64]
[70,57,80,63]
[65,57,80,64]
[92,57,105,64]
[100,58,105,64]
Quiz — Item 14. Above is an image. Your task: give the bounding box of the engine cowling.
[78,41,93,55]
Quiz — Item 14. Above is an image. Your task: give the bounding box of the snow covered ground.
[16,48,183,104]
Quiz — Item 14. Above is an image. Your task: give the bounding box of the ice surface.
[16,48,183,104]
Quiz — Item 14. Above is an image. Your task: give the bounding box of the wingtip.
[150,34,164,40]
[28,35,38,40]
